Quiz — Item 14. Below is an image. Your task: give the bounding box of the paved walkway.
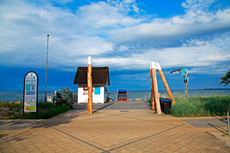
[73,101,151,110]
[0,102,230,152]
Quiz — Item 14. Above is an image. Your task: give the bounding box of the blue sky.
[0,0,230,91]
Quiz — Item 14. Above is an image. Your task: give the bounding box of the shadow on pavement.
[29,109,84,129]
[208,123,227,134]
[213,116,227,124]
[93,102,115,113]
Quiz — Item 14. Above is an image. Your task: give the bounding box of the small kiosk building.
[74,67,110,103]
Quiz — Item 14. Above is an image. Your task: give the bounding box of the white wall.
[78,86,105,103]
[78,86,88,103]
[93,86,104,103]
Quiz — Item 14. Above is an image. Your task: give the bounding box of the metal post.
[45,34,49,104]
[228,109,230,135]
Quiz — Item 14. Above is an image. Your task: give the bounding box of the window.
[94,87,100,95]
[83,87,88,95]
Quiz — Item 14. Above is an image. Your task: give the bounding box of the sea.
[0,89,230,102]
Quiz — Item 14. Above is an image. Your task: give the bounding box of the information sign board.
[23,71,38,113]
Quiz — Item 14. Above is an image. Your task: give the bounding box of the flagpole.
[45,34,49,104]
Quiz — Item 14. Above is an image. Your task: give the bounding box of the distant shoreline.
[0,88,230,92]
[202,88,230,90]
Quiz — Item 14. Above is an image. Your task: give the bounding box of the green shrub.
[60,88,72,101]
[2,102,71,119]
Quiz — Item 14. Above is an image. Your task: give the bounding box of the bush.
[21,105,71,119]
[60,88,72,101]
[59,88,78,102]
[0,102,71,119]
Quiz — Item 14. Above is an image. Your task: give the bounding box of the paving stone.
[1,109,230,153]
[0,121,39,130]
[73,101,151,110]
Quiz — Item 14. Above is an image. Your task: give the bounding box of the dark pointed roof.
[73,67,110,85]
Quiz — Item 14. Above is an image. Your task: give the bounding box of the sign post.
[180,67,188,98]
[23,71,38,115]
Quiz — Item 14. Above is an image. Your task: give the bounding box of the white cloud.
[189,66,230,74]
[149,38,229,65]
[0,0,229,75]
[109,8,230,45]
[182,0,217,12]
[77,1,142,28]
[124,0,135,4]
[132,4,139,13]
[85,37,230,74]
[118,45,128,51]
[51,0,73,4]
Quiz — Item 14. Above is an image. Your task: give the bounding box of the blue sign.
[180,67,188,83]
[180,67,188,77]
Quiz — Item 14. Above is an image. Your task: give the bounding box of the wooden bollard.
[151,62,161,114]
[150,68,155,110]
[156,63,175,104]
[88,56,93,114]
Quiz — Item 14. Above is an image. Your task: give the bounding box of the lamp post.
[45,34,49,104]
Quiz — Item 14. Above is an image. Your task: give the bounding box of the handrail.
[228,109,230,135]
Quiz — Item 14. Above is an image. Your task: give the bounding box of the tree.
[220,69,230,86]
[60,88,72,101]
[60,88,78,102]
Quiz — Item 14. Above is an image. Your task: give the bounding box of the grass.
[171,95,230,117]
[145,94,230,117]
[0,102,22,108]
[0,102,72,119]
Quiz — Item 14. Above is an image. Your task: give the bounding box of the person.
[57,93,62,101]
[56,93,68,106]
